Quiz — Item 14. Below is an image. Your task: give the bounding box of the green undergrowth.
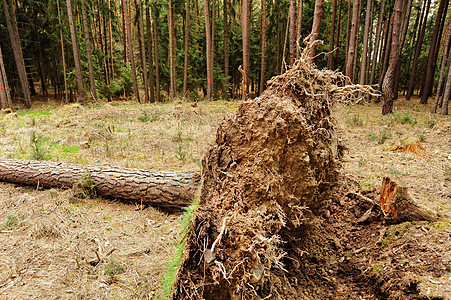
[160,196,199,299]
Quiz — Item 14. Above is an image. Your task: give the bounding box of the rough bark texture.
[440,53,451,115]
[123,0,140,102]
[56,0,68,103]
[145,1,155,103]
[308,0,324,60]
[168,0,177,100]
[2,0,31,108]
[420,0,448,104]
[345,0,360,82]
[242,0,250,94]
[369,0,385,86]
[259,0,266,95]
[296,0,303,59]
[152,5,161,102]
[0,46,10,109]
[328,0,338,70]
[183,1,190,98]
[358,0,372,85]
[66,0,87,104]
[136,0,149,103]
[379,177,436,224]
[203,0,213,101]
[382,0,403,115]
[0,159,200,210]
[81,0,97,102]
[224,0,229,97]
[406,0,431,100]
[289,0,296,67]
[432,21,451,113]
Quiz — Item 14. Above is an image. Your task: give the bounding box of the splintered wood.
[379,177,436,224]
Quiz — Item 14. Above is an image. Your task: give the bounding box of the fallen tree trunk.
[0,158,200,209]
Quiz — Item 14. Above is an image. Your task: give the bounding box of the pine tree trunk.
[369,0,385,86]
[259,0,266,95]
[328,0,338,70]
[296,0,303,59]
[393,0,412,98]
[432,21,451,113]
[345,0,360,82]
[344,0,351,70]
[168,0,177,100]
[224,0,230,97]
[121,0,127,63]
[107,0,114,78]
[2,0,31,108]
[335,0,342,69]
[0,46,11,108]
[203,0,213,101]
[145,2,155,103]
[440,48,451,115]
[382,0,403,115]
[289,0,296,67]
[420,0,448,104]
[66,0,87,104]
[379,12,393,92]
[0,159,200,210]
[81,0,97,102]
[183,1,190,98]
[136,0,149,103]
[56,0,68,103]
[358,0,372,85]
[242,0,250,95]
[0,46,8,109]
[309,0,324,60]
[211,0,215,96]
[152,5,161,102]
[123,0,140,102]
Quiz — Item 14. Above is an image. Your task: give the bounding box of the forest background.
[0,0,450,115]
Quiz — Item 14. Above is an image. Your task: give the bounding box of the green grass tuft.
[104,258,125,276]
[161,197,199,300]
[1,215,18,229]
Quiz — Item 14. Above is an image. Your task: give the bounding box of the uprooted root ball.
[173,45,377,299]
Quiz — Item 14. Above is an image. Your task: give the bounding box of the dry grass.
[0,96,449,299]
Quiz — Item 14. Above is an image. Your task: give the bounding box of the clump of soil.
[172,44,379,299]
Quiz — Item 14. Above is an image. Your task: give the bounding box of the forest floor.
[0,96,450,299]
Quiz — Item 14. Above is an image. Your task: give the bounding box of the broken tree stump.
[0,158,200,209]
[379,177,436,223]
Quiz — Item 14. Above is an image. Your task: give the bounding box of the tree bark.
[152,5,161,102]
[358,0,372,85]
[345,0,360,82]
[296,0,303,59]
[123,0,140,102]
[379,12,393,93]
[335,0,342,69]
[0,46,11,109]
[309,0,324,60]
[393,0,412,98]
[433,21,451,113]
[0,159,200,210]
[183,1,190,98]
[203,0,213,101]
[289,0,296,67]
[420,0,448,104]
[2,0,31,108]
[242,0,250,94]
[121,0,127,63]
[66,0,87,104]
[369,0,385,86]
[224,0,229,97]
[136,0,149,103]
[344,0,352,70]
[328,0,338,70]
[145,1,155,103]
[406,0,431,100]
[440,49,451,115]
[81,0,97,102]
[211,0,215,96]
[56,0,68,103]
[381,0,403,115]
[259,0,266,95]
[168,0,177,100]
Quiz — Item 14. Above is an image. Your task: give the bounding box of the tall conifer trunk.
[81,0,97,102]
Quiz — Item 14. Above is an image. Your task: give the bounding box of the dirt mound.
[172,44,381,299]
